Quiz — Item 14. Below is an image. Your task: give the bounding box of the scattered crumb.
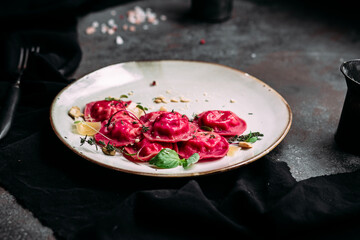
[154,96,167,104]
[230,99,236,103]
[239,142,253,149]
[227,145,239,157]
[180,96,191,103]
[159,106,168,111]
[68,106,84,119]
[170,98,179,103]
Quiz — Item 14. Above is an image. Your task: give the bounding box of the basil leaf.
[182,153,200,169]
[247,137,258,143]
[149,148,181,169]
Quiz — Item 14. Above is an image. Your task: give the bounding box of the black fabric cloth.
[0,0,135,83]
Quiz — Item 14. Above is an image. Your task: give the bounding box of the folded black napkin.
[0,0,134,83]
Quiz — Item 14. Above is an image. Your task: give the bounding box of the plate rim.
[50,59,292,177]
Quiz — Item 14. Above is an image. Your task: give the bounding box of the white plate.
[50,60,292,177]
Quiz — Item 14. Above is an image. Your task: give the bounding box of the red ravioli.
[143,111,197,142]
[177,131,229,160]
[124,138,175,161]
[94,114,142,147]
[194,110,246,136]
[84,100,131,122]
[140,111,163,124]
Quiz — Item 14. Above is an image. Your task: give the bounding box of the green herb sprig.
[228,131,264,144]
[136,104,148,114]
[80,135,98,150]
[141,125,150,132]
[149,148,200,169]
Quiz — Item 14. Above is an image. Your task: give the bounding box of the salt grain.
[101,24,108,34]
[116,35,124,45]
[86,26,96,35]
[85,6,166,46]
[108,28,115,35]
[129,25,136,32]
[92,21,99,28]
[108,19,115,27]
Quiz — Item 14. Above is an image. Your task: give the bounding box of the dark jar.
[335,59,360,154]
[191,0,233,22]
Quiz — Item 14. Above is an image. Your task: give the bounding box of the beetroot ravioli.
[124,138,175,162]
[81,97,251,168]
[142,111,197,142]
[84,99,131,122]
[94,112,142,147]
[194,110,246,136]
[178,131,229,160]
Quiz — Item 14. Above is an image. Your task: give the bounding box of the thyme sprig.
[81,138,137,158]
[136,104,148,114]
[228,131,264,144]
[80,135,98,150]
[141,125,150,132]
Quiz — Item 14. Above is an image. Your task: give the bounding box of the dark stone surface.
[2,0,360,238]
[75,0,360,180]
[0,187,54,240]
